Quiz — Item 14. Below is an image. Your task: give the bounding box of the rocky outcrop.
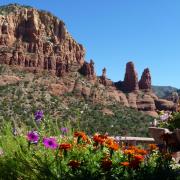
[122,62,139,92]
[139,68,151,90]
[79,60,96,79]
[0,4,85,77]
[0,4,177,117]
[99,68,113,86]
[155,99,177,111]
[99,67,107,86]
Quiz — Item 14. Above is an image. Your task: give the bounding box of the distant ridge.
[152,85,179,99]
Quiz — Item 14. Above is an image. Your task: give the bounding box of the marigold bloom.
[124,149,135,155]
[133,155,144,161]
[68,160,80,169]
[120,162,130,167]
[101,158,112,171]
[148,144,158,151]
[93,134,108,145]
[108,142,119,151]
[128,146,138,150]
[136,149,147,155]
[105,138,114,146]
[59,143,72,151]
[74,131,87,141]
[27,131,39,143]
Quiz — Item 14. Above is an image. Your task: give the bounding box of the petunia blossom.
[34,110,44,122]
[27,131,39,143]
[43,137,58,149]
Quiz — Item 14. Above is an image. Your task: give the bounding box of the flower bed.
[0,112,179,179]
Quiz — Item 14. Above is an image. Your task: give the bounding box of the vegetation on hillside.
[0,65,153,137]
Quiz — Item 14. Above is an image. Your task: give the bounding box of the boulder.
[155,99,176,111]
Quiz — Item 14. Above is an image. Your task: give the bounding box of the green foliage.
[0,65,154,137]
[168,112,180,131]
[0,122,179,179]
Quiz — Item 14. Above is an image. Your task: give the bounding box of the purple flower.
[34,110,44,121]
[27,131,39,143]
[160,113,169,121]
[43,137,58,149]
[61,127,68,134]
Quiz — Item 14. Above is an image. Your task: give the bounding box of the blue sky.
[1,0,180,88]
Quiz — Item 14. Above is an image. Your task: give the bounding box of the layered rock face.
[0,4,177,117]
[0,4,85,76]
[122,62,139,92]
[139,68,151,90]
[114,62,177,116]
[99,68,113,86]
[79,60,96,79]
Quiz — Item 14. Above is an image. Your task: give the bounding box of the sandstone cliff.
[0,4,177,117]
[0,4,85,77]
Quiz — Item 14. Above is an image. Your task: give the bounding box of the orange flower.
[101,158,112,171]
[108,142,119,151]
[59,143,72,151]
[148,144,158,151]
[136,149,147,156]
[128,146,138,151]
[74,131,88,142]
[133,155,144,161]
[105,138,114,146]
[124,149,135,156]
[93,134,108,145]
[68,160,80,169]
[128,155,144,169]
[120,162,130,167]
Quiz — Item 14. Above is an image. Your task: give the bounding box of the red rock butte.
[0,4,178,116]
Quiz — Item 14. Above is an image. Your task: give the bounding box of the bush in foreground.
[0,113,179,180]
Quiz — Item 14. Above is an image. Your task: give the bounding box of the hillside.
[152,85,179,99]
[0,4,178,137]
[0,64,153,137]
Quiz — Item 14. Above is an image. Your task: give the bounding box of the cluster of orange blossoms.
[74,131,88,142]
[93,134,119,151]
[58,132,159,171]
[121,146,148,169]
[59,143,72,151]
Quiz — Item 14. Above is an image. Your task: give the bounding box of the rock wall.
[0,4,85,77]
[0,4,177,117]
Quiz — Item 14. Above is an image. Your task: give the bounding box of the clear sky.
[1,0,180,88]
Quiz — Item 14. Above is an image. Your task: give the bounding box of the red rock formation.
[122,61,139,92]
[0,4,177,116]
[0,4,85,76]
[139,68,151,90]
[99,67,107,86]
[79,59,96,79]
[155,99,177,111]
